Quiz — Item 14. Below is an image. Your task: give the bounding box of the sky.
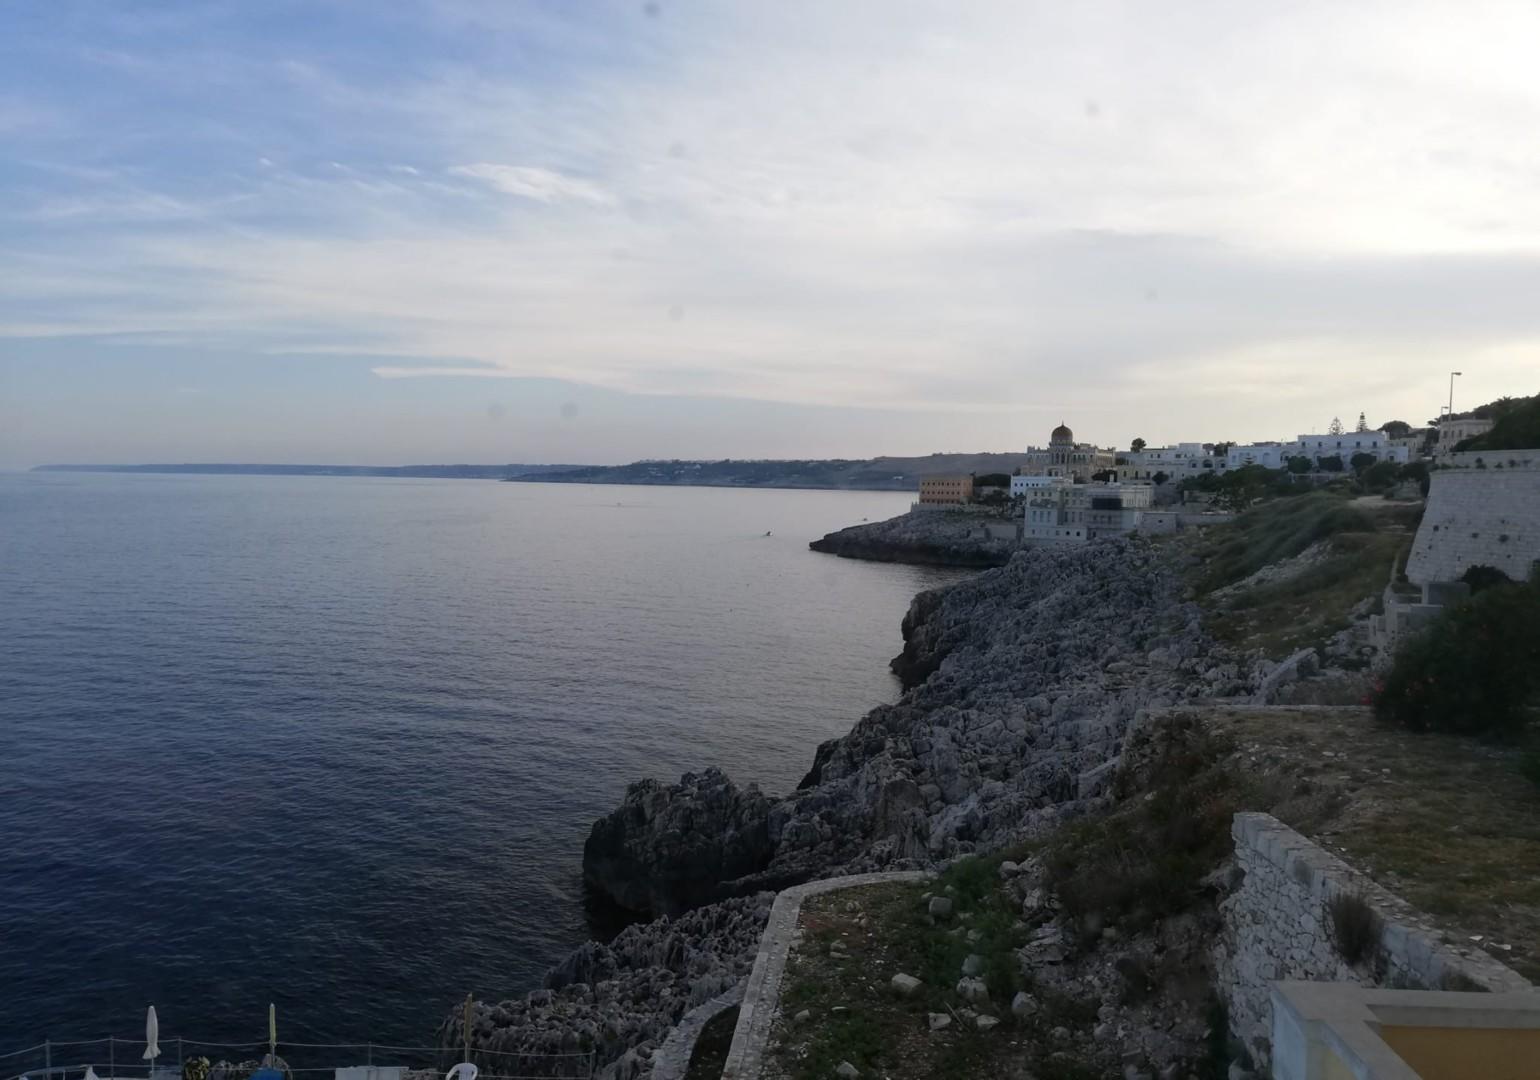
[3,0,1539,467]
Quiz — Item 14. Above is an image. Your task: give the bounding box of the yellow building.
[917,475,974,505]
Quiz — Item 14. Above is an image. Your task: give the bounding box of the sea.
[0,472,968,1054]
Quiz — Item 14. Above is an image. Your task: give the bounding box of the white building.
[1023,481,1153,545]
[1010,474,1070,497]
[1227,443,1289,469]
[1119,443,1228,482]
[1293,431,1409,465]
[1434,417,1495,458]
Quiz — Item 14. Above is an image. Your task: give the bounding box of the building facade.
[1119,442,1228,482]
[1023,480,1153,545]
[1010,473,1068,497]
[1227,443,1289,469]
[917,475,974,506]
[1293,431,1409,465]
[1019,423,1115,482]
[1434,417,1495,458]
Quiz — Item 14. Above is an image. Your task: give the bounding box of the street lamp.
[1448,371,1462,417]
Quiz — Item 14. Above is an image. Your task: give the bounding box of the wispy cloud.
[447,163,614,205]
[5,0,1540,459]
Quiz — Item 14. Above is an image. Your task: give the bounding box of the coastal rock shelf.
[808,510,1017,566]
[448,536,1259,1078]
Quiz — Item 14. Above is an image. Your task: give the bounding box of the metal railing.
[0,1039,594,1080]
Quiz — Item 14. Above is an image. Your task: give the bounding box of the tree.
[1287,455,1314,475]
[1350,451,1377,473]
[1372,574,1540,735]
[1379,420,1412,439]
[1318,454,1344,472]
[1356,412,1369,432]
[1362,460,1402,491]
[1130,438,1147,453]
[1328,416,1344,436]
[1455,393,1540,452]
[1211,441,1234,457]
[1091,469,1119,483]
[1403,460,1431,497]
[1152,471,1170,486]
[973,473,1011,488]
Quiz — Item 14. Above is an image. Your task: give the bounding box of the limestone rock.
[955,976,989,1002]
[581,767,776,917]
[928,1012,952,1031]
[835,1062,861,1079]
[891,973,922,996]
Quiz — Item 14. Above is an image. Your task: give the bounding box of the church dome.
[1050,422,1073,443]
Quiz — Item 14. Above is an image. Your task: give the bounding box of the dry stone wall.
[1213,813,1531,1072]
[1406,468,1540,586]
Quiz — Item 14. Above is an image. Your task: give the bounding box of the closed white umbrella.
[143,1007,161,1080]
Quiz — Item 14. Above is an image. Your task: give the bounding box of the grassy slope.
[1187,491,1419,657]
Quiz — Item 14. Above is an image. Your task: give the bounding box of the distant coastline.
[34,452,1043,492]
[31,463,584,480]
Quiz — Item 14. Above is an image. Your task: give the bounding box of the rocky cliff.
[809,510,1017,566]
[583,537,1225,926]
[449,537,1276,1078]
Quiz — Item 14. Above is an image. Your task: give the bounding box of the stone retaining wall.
[1406,467,1540,586]
[649,982,746,1080]
[719,871,931,1080]
[1214,812,1531,1072]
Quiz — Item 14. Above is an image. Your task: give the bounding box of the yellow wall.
[1378,1024,1540,1080]
[1321,1044,1357,1080]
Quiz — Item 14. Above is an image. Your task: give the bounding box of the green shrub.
[1460,564,1513,594]
[1373,578,1540,735]
[1045,716,1239,929]
[1326,892,1381,965]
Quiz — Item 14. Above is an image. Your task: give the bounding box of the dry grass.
[1187,493,1419,658]
[763,881,1102,1080]
[1207,705,1540,981]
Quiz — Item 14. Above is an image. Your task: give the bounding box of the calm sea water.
[0,473,965,1052]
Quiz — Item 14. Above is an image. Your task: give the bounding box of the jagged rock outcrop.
[456,536,1254,1077]
[439,893,771,1079]
[809,510,1016,566]
[582,538,1221,919]
[581,768,778,917]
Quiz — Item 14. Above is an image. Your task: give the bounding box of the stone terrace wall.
[1406,468,1540,586]
[1213,812,1531,1073]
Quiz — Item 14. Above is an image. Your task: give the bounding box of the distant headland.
[33,452,1045,491]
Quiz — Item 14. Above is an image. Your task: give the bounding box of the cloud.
[5,0,1540,455]
[447,164,614,205]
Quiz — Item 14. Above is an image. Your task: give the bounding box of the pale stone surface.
[1406,467,1540,586]
[650,980,748,1080]
[890,973,922,996]
[927,1013,951,1031]
[955,976,989,1002]
[1213,812,1532,1074]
